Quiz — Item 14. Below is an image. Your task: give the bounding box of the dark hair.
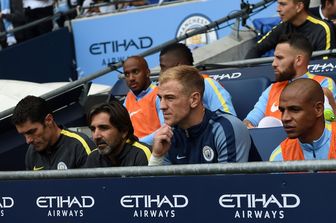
[277,33,313,58]
[12,96,52,125]
[160,43,194,65]
[294,0,310,11]
[88,101,137,142]
[320,0,334,9]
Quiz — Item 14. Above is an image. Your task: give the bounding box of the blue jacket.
[164,109,251,164]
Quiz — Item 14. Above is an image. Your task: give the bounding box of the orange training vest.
[125,87,161,138]
[281,122,336,160]
[265,75,326,119]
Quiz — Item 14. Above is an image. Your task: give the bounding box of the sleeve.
[315,20,335,51]
[134,150,150,166]
[214,115,251,163]
[245,85,272,126]
[320,77,336,100]
[245,23,284,59]
[203,78,237,116]
[82,150,97,168]
[25,146,33,170]
[269,145,284,161]
[75,133,96,168]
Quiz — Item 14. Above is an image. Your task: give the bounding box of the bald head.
[123,55,151,95]
[281,78,324,105]
[279,78,325,142]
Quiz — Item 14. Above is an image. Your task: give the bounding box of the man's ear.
[296,1,305,13]
[189,92,201,108]
[44,114,54,126]
[315,101,324,118]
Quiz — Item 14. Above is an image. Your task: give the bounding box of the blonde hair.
[159,65,204,97]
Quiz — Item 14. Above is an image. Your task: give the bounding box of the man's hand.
[152,124,173,158]
[243,119,255,129]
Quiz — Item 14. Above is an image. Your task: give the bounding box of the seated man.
[244,33,336,128]
[270,78,336,161]
[159,43,237,116]
[310,0,336,24]
[148,65,251,165]
[12,96,95,170]
[245,0,335,58]
[123,56,164,145]
[85,101,151,167]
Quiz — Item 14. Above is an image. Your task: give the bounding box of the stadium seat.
[220,77,271,120]
[110,79,129,96]
[249,126,287,161]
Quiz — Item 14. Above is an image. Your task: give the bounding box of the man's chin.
[98,146,113,155]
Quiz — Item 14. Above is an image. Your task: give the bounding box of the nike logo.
[129,109,141,117]
[176,155,187,160]
[270,102,279,113]
[33,166,44,171]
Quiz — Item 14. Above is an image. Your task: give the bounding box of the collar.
[130,82,156,100]
[299,122,331,152]
[319,5,327,20]
[175,109,210,138]
[289,72,311,82]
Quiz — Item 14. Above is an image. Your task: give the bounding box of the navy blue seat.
[249,127,287,161]
[220,77,271,120]
[110,79,129,96]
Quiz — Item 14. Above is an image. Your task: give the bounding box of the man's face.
[123,58,150,94]
[279,89,318,141]
[272,43,297,82]
[90,112,126,156]
[16,119,53,152]
[160,53,180,74]
[326,0,336,19]
[158,80,192,127]
[277,0,300,22]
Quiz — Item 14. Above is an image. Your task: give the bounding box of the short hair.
[159,43,194,65]
[88,101,137,142]
[159,65,204,97]
[294,0,310,10]
[282,78,324,105]
[12,96,52,125]
[123,55,150,70]
[277,33,313,58]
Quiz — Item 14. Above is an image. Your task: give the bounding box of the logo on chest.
[57,162,68,170]
[202,146,215,162]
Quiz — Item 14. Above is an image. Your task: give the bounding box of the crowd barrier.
[0,162,335,223]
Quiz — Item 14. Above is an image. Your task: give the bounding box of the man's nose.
[25,135,33,144]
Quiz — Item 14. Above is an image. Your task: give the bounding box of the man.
[23,0,54,40]
[159,43,237,116]
[269,78,336,161]
[12,95,95,170]
[310,0,336,22]
[244,33,336,128]
[123,56,164,145]
[0,0,26,48]
[148,65,251,165]
[245,0,335,59]
[85,101,151,167]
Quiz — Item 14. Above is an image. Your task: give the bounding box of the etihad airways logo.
[0,197,14,217]
[36,196,95,217]
[219,194,300,219]
[120,195,188,218]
